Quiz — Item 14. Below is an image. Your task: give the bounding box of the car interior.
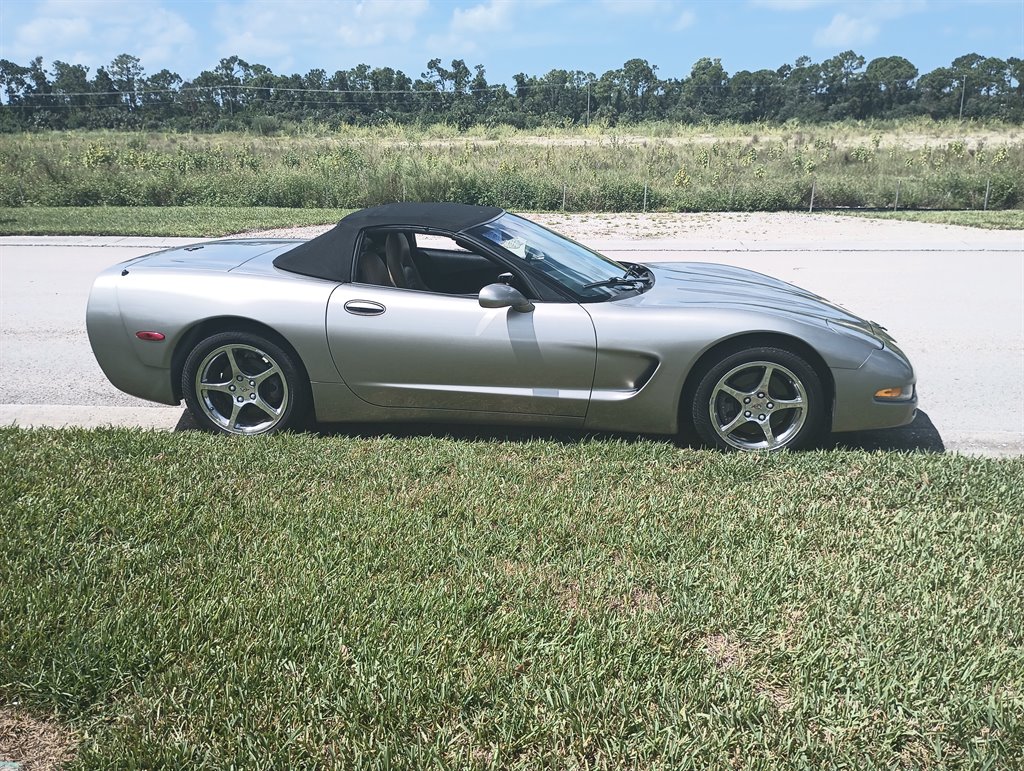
[354,229,516,296]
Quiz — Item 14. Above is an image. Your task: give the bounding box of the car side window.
[354,229,518,297]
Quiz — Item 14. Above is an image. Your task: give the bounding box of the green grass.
[2,428,1022,768]
[0,206,351,237]
[839,209,1024,230]
[1,124,1021,212]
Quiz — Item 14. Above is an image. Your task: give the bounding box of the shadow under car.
[174,408,944,453]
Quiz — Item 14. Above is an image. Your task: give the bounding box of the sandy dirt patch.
[377,128,1022,151]
[228,210,1017,245]
[0,708,77,770]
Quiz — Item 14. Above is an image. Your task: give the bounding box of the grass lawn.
[0,206,351,237]
[1,428,1022,768]
[839,209,1024,230]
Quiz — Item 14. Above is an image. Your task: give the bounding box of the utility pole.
[958,76,966,121]
[586,81,591,126]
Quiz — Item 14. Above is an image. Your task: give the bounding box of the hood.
[127,239,301,273]
[630,262,877,330]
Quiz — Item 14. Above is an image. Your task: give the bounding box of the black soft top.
[273,202,504,282]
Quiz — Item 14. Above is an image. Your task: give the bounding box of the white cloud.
[340,0,430,46]
[810,1,924,49]
[595,1,694,33]
[426,0,518,57]
[7,0,196,72]
[214,0,428,71]
[14,16,90,53]
[673,9,696,30]
[451,0,515,34]
[813,12,879,47]
[749,0,835,10]
[599,0,672,14]
[136,7,199,71]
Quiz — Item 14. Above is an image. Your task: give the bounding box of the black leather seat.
[357,252,392,286]
[385,233,428,291]
[355,235,393,286]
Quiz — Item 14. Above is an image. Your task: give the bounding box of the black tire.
[691,346,826,452]
[182,331,309,436]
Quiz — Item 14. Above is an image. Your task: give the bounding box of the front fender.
[581,304,878,435]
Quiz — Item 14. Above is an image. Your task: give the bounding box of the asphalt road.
[2,229,1022,456]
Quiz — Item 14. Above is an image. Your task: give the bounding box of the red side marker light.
[136,331,165,341]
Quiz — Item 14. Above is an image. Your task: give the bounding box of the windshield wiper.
[624,264,651,280]
[583,265,652,291]
[582,275,646,290]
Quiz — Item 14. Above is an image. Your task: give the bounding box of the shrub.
[1,127,1021,213]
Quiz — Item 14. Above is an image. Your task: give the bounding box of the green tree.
[778,56,824,120]
[109,53,144,109]
[682,57,728,121]
[142,68,183,120]
[0,59,31,104]
[865,56,918,114]
[726,68,784,122]
[620,58,660,120]
[819,50,866,118]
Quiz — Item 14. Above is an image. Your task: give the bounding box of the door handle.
[344,300,386,316]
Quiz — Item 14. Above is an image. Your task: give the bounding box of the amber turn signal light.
[874,387,905,399]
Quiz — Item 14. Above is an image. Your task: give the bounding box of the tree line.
[1,50,1021,132]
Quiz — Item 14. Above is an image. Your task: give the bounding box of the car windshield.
[467,213,632,300]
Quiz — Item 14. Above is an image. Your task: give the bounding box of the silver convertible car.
[87,203,917,451]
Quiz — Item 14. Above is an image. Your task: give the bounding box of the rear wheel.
[182,331,308,436]
[691,346,826,451]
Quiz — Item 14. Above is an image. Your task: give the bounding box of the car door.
[325,283,597,417]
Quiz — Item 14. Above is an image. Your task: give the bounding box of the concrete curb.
[0,404,185,431]
[0,236,208,248]
[4,231,1022,252]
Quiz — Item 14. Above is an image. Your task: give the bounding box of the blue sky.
[1,0,1021,84]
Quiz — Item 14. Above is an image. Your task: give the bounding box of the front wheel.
[182,331,309,436]
[691,346,826,452]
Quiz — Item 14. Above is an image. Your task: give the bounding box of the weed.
[0,123,1020,212]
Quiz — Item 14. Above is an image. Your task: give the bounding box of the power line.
[18,81,798,101]
[22,84,507,99]
[15,98,440,110]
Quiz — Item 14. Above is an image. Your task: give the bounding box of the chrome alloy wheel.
[194,343,290,435]
[708,360,808,451]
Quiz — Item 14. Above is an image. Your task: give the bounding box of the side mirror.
[479,283,535,313]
